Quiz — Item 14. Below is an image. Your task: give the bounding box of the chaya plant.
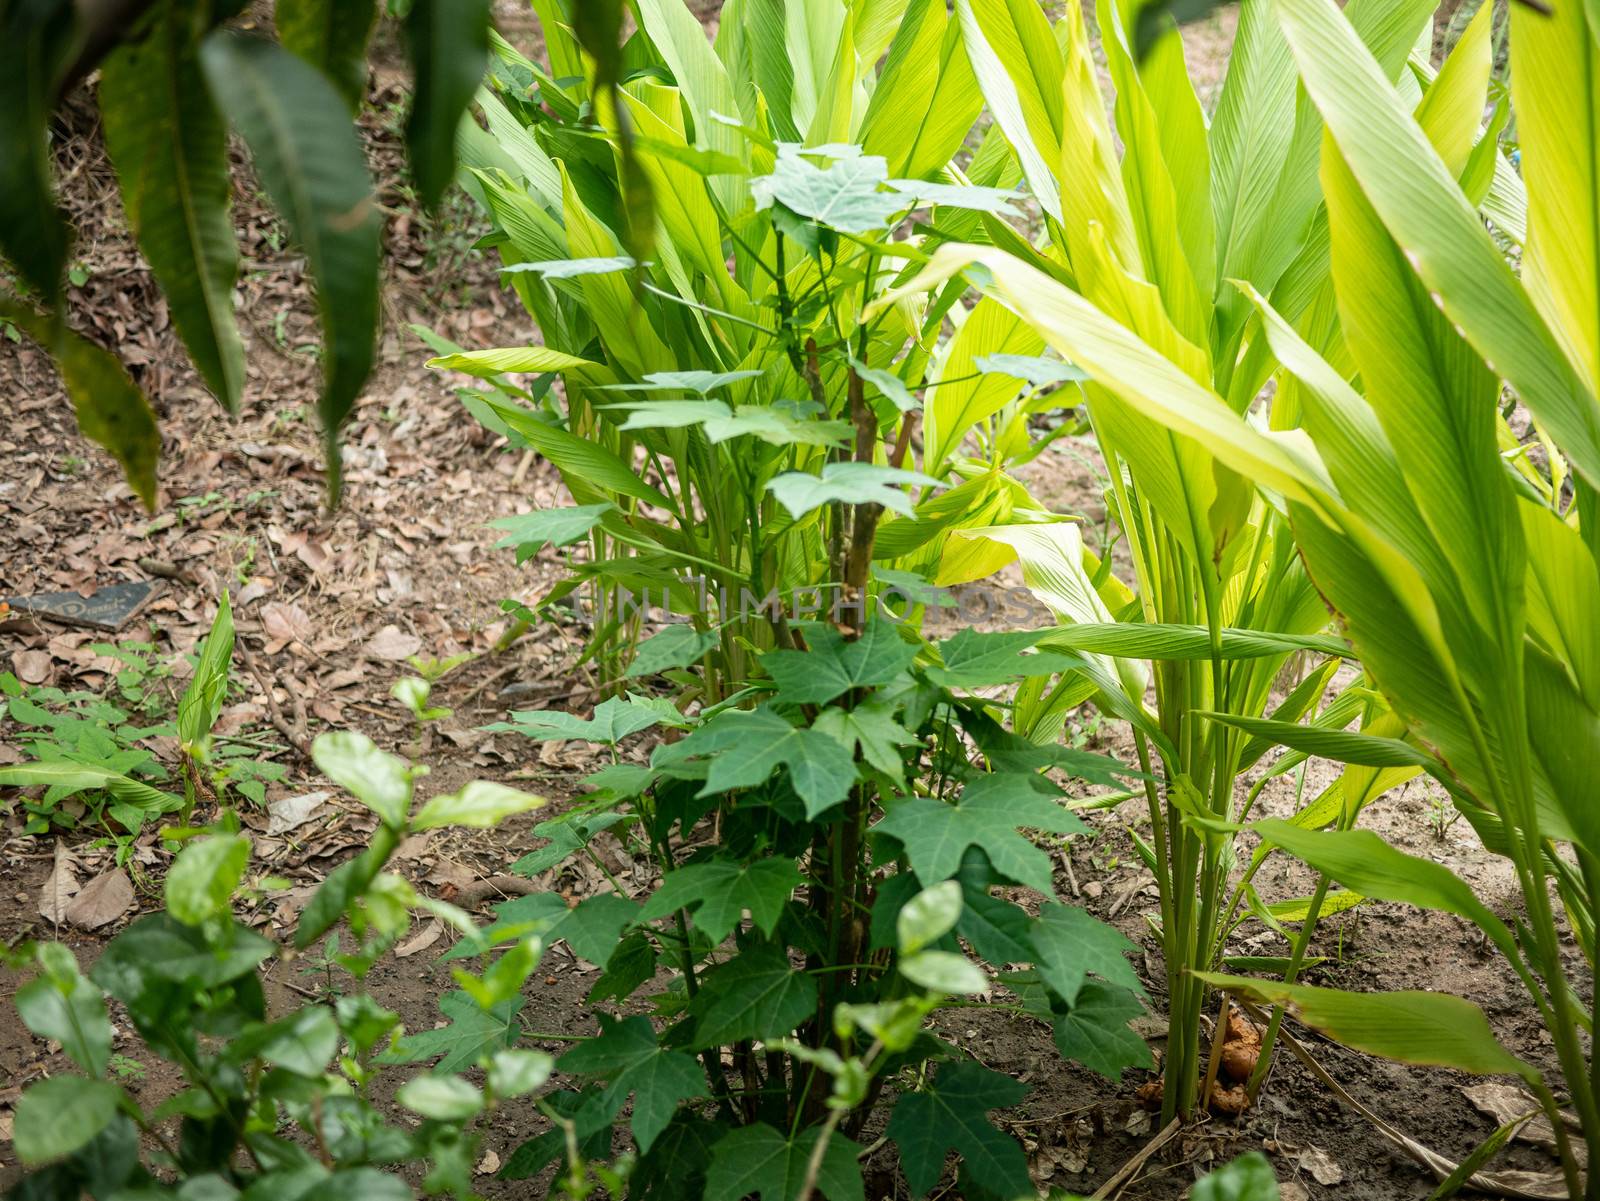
[3,711,550,1199]
[875,0,1600,1192]
[431,0,1087,697]
[461,612,1150,1199]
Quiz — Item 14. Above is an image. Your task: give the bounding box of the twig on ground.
[238,637,313,762]
[1090,1116,1182,1200]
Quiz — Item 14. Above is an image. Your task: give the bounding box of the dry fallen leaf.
[364,624,422,662]
[1461,1082,1561,1153]
[13,649,53,685]
[261,601,315,648]
[266,791,332,836]
[1299,1146,1343,1186]
[396,919,444,958]
[65,868,135,930]
[475,1150,500,1176]
[38,843,80,923]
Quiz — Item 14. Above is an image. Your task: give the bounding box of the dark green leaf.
[384,989,523,1073]
[16,945,111,1076]
[276,0,377,109]
[704,1122,863,1201]
[490,504,612,562]
[509,811,630,877]
[1029,903,1143,1006]
[100,2,245,409]
[200,33,381,502]
[675,706,859,817]
[955,890,1035,966]
[1052,982,1152,1081]
[873,775,1085,894]
[688,946,818,1048]
[632,1113,725,1201]
[886,1061,1029,1199]
[558,891,640,964]
[762,621,921,705]
[638,858,803,943]
[559,1014,707,1153]
[626,625,721,678]
[0,0,73,303]
[14,1076,123,1165]
[926,628,1084,688]
[405,0,491,209]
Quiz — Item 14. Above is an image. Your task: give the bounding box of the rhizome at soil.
[0,3,1582,1197]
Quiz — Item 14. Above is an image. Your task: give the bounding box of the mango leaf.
[1052,981,1152,1082]
[762,621,921,705]
[100,3,244,410]
[637,858,803,943]
[560,1015,707,1154]
[1030,902,1143,1005]
[312,731,413,828]
[673,706,859,817]
[705,1122,863,1201]
[276,0,377,109]
[14,1076,124,1166]
[201,33,381,502]
[1194,973,1539,1081]
[0,0,72,304]
[886,1061,1029,1199]
[874,775,1085,895]
[384,989,523,1073]
[768,462,938,519]
[16,945,111,1077]
[405,0,491,209]
[412,781,543,830]
[490,504,612,562]
[626,626,720,678]
[687,946,818,1047]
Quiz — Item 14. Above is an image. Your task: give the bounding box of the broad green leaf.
[1194,1152,1283,1201]
[17,944,111,1077]
[1039,623,1347,661]
[638,858,803,943]
[0,761,180,812]
[487,1048,555,1098]
[873,775,1085,894]
[312,731,413,828]
[427,345,602,376]
[442,892,571,961]
[886,1060,1029,1199]
[404,0,491,209]
[897,880,963,955]
[1194,972,1539,1082]
[164,834,250,927]
[96,913,271,998]
[628,1113,725,1201]
[100,3,244,409]
[705,1122,863,1201]
[201,33,381,502]
[1273,0,1600,488]
[762,621,920,705]
[177,592,233,755]
[0,0,72,303]
[674,706,859,817]
[813,699,918,781]
[955,889,1035,965]
[490,505,612,563]
[1199,714,1429,767]
[626,625,721,678]
[1053,981,1153,1082]
[14,1076,123,1165]
[492,694,681,746]
[688,946,818,1048]
[1030,902,1142,1005]
[560,1015,707,1154]
[767,462,938,519]
[557,892,640,965]
[258,1005,340,1076]
[384,990,524,1073]
[1249,820,1519,963]
[412,780,543,830]
[900,949,988,994]
[397,1073,484,1121]
[275,0,376,109]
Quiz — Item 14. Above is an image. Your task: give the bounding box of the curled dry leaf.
[38,843,80,923]
[266,790,332,836]
[65,868,135,930]
[364,624,422,661]
[1299,1146,1343,1186]
[1461,1082,1563,1154]
[12,649,53,685]
[260,601,314,649]
[396,919,443,958]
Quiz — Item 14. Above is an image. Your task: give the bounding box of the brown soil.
[0,4,1579,1200]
